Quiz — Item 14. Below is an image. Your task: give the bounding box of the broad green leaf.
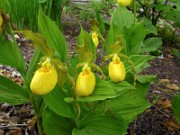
[43,107,75,135]
[0,38,26,77]
[121,22,148,56]
[119,82,151,99]
[16,30,54,57]
[96,96,150,124]
[26,49,42,85]
[73,112,127,135]
[43,85,75,118]
[0,75,29,105]
[124,55,155,74]
[141,37,162,53]
[172,96,180,123]
[106,6,136,54]
[137,75,157,83]
[111,6,136,29]
[106,6,136,48]
[65,78,116,102]
[109,81,135,96]
[38,8,67,62]
[142,17,158,35]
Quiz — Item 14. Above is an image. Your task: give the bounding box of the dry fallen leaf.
[10,128,22,135]
[162,120,180,131]
[157,98,172,109]
[27,116,36,130]
[159,79,170,83]
[166,84,179,91]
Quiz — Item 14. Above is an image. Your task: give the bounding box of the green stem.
[31,94,44,135]
[36,117,44,135]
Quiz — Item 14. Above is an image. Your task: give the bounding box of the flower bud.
[117,0,133,7]
[30,58,58,95]
[91,32,99,48]
[109,55,126,82]
[75,64,96,96]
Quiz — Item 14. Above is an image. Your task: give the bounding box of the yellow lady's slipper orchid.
[75,64,96,96]
[109,54,126,82]
[117,0,133,7]
[0,13,3,29]
[91,32,99,48]
[30,58,58,95]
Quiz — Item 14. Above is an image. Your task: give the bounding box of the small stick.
[0,124,28,129]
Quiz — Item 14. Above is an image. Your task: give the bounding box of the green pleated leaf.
[137,75,157,83]
[142,17,158,35]
[141,37,162,53]
[73,112,127,135]
[97,96,150,124]
[65,78,116,102]
[121,22,148,56]
[172,96,180,123]
[0,38,26,77]
[109,81,136,96]
[0,75,29,105]
[43,107,75,135]
[111,6,136,29]
[124,55,155,74]
[119,82,151,99]
[38,8,67,62]
[43,85,75,118]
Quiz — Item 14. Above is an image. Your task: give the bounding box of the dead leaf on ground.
[159,79,170,83]
[166,84,179,91]
[10,128,22,135]
[157,98,172,109]
[162,120,180,131]
[27,116,36,130]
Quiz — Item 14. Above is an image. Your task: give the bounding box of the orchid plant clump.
[0,1,158,135]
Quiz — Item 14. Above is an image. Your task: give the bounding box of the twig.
[0,124,28,129]
[153,0,169,25]
[153,105,170,118]
[160,15,180,33]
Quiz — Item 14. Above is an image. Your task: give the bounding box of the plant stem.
[31,94,44,135]
[153,0,169,25]
[36,117,44,135]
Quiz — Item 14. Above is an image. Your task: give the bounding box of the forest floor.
[0,14,180,135]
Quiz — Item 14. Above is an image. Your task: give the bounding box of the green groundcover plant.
[0,2,159,135]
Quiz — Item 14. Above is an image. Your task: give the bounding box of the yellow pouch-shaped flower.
[117,0,133,6]
[75,64,96,96]
[109,55,126,82]
[91,32,99,48]
[30,58,58,95]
